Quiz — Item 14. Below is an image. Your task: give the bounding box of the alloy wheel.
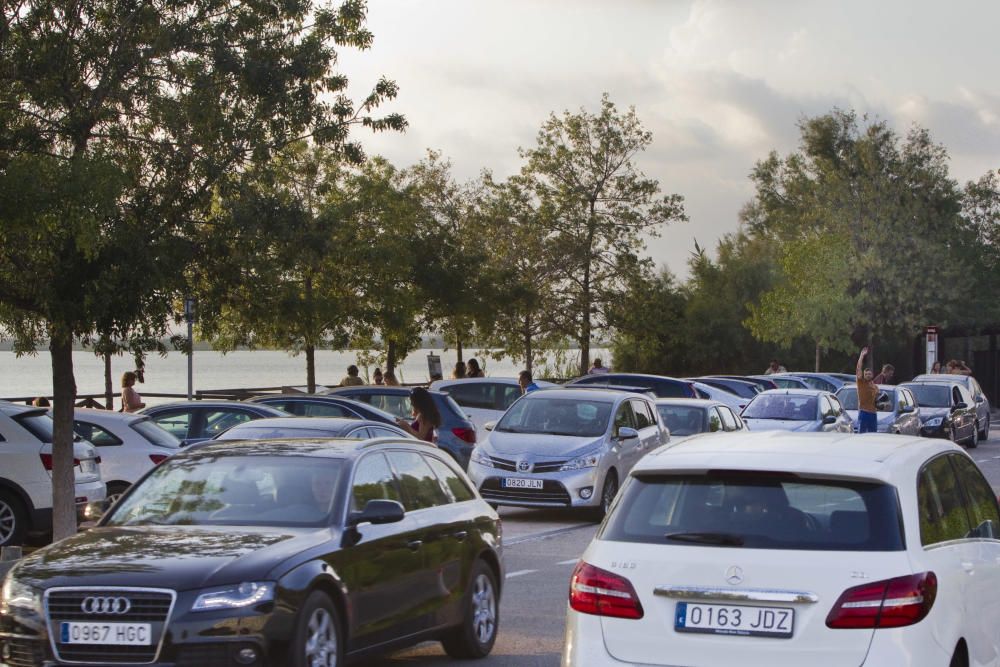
[304,607,338,667]
[0,500,16,545]
[602,475,619,516]
[471,573,497,645]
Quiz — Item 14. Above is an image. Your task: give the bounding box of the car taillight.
[569,561,644,619]
[826,572,937,629]
[39,454,81,470]
[451,427,477,444]
[149,454,169,465]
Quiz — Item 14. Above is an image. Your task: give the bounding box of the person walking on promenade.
[395,387,441,443]
[466,358,485,378]
[930,361,942,374]
[947,359,973,376]
[451,361,467,379]
[32,396,50,407]
[383,370,400,386]
[764,359,787,375]
[873,363,895,385]
[856,347,878,433]
[588,358,610,375]
[372,368,384,385]
[518,370,540,395]
[339,365,364,387]
[121,371,146,413]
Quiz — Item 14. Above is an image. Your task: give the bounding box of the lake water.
[1,348,607,403]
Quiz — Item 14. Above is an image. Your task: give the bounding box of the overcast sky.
[338,0,1000,278]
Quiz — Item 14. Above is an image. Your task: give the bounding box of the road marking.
[992,456,1000,459]
[978,460,990,463]
[506,569,537,579]
[557,559,579,565]
[504,523,595,546]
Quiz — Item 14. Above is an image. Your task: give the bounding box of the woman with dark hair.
[451,361,466,379]
[395,387,441,443]
[466,358,484,378]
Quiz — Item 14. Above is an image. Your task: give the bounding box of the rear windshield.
[602,473,904,551]
[742,395,816,420]
[132,419,181,448]
[655,405,706,436]
[904,384,951,408]
[14,412,55,443]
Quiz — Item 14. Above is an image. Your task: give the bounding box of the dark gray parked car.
[911,374,991,439]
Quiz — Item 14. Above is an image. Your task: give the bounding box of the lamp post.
[184,297,197,400]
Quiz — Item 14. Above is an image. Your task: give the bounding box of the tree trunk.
[579,203,597,376]
[104,351,113,409]
[387,340,397,376]
[50,332,78,541]
[456,336,463,364]
[814,342,821,373]
[523,315,533,373]
[306,343,316,393]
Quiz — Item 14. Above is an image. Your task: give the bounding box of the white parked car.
[69,408,181,503]
[563,432,1000,667]
[0,401,104,547]
[430,377,555,438]
[689,380,748,412]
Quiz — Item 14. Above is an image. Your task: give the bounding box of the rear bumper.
[562,608,636,666]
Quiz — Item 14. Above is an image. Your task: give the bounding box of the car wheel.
[442,560,499,659]
[105,482,131,507]
[593,472,619,522]
[967,424,979,449]
[980,416,990,441]
[289,591,342,667]
[0,491,26,548]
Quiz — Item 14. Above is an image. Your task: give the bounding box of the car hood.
[484,431,605,457]
[9,525,334,592]
[742,418,819,432]
[919,407,951,421]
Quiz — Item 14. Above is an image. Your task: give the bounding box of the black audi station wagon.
[0,438,503,666]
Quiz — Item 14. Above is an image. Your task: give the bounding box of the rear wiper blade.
[665,532,744,546]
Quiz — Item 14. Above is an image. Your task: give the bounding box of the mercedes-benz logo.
[516,460,532,473]
[81,596,132,615]
[725,566,744,586]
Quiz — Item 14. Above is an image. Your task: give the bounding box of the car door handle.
[961,561,975,573]
[407,540,423,551]
[451,530,468,541]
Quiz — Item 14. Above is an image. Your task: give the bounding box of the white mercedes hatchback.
[562,432,1000,667]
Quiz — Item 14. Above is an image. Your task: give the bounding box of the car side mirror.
[347,499,405,527]
[822,415,836,425]
[484,421,496,432]
[616,426,639,441]
[954,402,968,410]
[900,404,914,413]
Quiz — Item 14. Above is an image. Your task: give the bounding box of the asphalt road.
[372,428,1000,666]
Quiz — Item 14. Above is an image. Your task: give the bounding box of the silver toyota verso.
[466,388,668,519]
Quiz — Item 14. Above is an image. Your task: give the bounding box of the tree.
[744,110,968,365]
[193,143,357,393]
[0,0,402,540]
[607,267,687,373]
[520,94,686,374]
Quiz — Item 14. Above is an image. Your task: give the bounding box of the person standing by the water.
[340,365,364,386]
[466,358,485,378]
[383,370,400,386]
[451,361,466,379]
[372,368,384,385]
[121,371,146,413]
[855,347,878,433]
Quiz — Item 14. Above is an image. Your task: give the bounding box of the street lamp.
[184,297,197,400]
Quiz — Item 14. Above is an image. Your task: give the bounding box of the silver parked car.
[911,374,991,439]
[834,385,922,435]
[655,398,748,445]
[467,388,668,519]
[741,389,853,433]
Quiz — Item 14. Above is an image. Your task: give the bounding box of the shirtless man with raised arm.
[856,347,878,434]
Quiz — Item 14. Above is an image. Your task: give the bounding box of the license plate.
[79,460,97,474]
[674,602,793,638]
[60,621,152,645]
[502,478,543,489]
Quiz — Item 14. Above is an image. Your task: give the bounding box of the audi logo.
[81,596,132,615]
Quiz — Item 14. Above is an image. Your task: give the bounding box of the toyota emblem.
[81,596,132,615]
[516,460,532,473]
[725,566,744,586]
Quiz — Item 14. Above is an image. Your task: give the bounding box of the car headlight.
[470,447,494,468]
[1,575,41,614]
[559,450,602,472]
[923,417,944,427]
[192,582,275,612]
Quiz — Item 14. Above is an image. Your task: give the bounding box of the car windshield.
[905,384,952,408]
[105,455,343,527]
[496,397,612,437]
[836,389,894,412]
[655,406,706,436]
[741,395,817,420]
[602,473,904,551]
